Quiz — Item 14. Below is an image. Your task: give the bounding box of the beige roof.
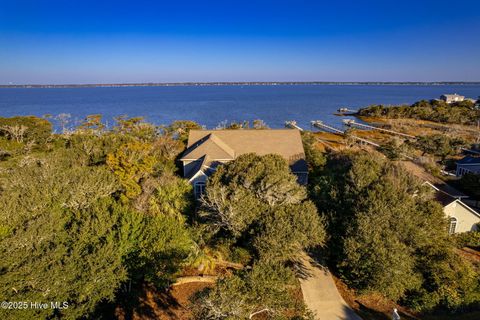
[180,129,306,170]
[181,133,235,160]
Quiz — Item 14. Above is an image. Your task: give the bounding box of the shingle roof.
[181,133,235,161]
[457,156,480,165]
[434,189,458,206]
[180,129,307,171]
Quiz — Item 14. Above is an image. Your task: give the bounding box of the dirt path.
[298,252,362,320]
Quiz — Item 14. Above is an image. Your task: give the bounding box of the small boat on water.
[334,107,358,116]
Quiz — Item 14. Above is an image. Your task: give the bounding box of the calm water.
[0,85,479,130]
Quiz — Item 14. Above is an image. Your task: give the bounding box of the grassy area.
[358,116,480,142]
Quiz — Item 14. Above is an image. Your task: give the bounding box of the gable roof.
[181,133,235,161]
[424,182,480,219]
[456,156,480,165]
[180,129,307,173]
[445,198,480,219]
[184,155,209,180]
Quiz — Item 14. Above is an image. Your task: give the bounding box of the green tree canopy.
[192,262,312,320]
[199,153,326,263]
[0,119,195,319]
[309,151,479,311]
[413,134,466,160]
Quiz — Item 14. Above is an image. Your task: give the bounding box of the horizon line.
[1,81,480,88]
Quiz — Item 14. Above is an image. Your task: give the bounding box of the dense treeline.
[1,116,479,319]
[0,116,321,319]
[358,99,480,124]
[306,149,480,313]
[0,116,198,319]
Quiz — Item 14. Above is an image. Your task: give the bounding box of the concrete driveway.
[298,252,362,320]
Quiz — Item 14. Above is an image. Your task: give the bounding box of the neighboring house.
[456,156,480,177]
[426,182,480,234]
[440,93,465,103]
[179,129,308,198]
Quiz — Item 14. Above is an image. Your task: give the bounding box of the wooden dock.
[310,120,344,135]
[311,120,380,147]
[342,119,416,139]
[284,120,303,131]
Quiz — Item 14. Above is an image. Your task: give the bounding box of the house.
[440,93,465,103]
[426,182,480,234]
[456,156,480,177]
[179,129,308,198]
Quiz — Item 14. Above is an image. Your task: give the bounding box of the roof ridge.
[208,133,235,158]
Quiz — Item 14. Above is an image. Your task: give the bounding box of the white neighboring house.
[440,93,465,103]
[179,129,308,199]
[426,182,480,234]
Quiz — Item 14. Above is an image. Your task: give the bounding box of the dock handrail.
[342,119,416,139]
[285,120,304,131]
[311,120,380,147]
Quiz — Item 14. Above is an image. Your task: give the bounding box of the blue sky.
[0,0,479,84]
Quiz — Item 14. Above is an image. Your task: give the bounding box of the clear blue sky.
[1,0,479,84]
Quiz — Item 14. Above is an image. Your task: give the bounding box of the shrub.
[0,116,52,143]
[454,231,480,249]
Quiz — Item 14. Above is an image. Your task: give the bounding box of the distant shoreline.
[1,81,480,89]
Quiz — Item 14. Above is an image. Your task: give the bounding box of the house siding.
[456,164,480,176]
[444,201,480,233]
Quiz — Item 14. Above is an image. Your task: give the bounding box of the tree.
[77,114,106,133]
[133,172,194,219]
[199,153,326,262]
[192,262,313,320]
[357,100,480,125]
[114,115,157,140]
[301,132,326,176]
[0,198,129,320]
[0,116,52,143]
[455,173,480,206]
[252,119,269,129]
[106,141,157,200]
[166,120,202,144]
[0,146,194,319]
[309,151,479,310]
[414,135,466,160]
[254,202,325,263]
[379,137,410,160]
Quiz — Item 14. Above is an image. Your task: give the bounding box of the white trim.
[448,216,457,234]
[188,170,207,183]
[423,181,440,191]
[453,199,480,219]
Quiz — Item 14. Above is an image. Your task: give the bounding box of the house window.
[448,217,457,235]
[194,182,206,199]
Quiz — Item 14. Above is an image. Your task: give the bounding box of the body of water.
[0,85,479,130]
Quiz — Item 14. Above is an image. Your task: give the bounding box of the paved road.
[298,252,362,320]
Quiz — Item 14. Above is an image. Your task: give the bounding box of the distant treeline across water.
[1,81,480,88]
